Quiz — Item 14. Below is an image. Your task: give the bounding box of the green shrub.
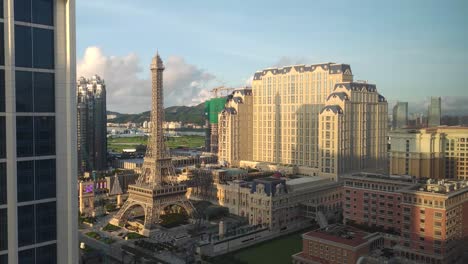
[103,223,121,232]
[126,232,146,239]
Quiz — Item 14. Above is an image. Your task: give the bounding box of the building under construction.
[205,97,227,153]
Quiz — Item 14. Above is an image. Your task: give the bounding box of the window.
[34,72,55,112]
[14,26,54,69]
[14,0,53,26]
[0,209,7,251]
[0,163,5,205]
[15,25,32,68]
[0,254,7,264]
[17,161,34,202]
[16,116,56,157]
[0,25,4,66]
[16,116,34,157]
[36,202,56,243]
[36,243,57,264]
[33,28,54,69]
[35,159,56,200]
[14,0,32,23]
[32,0,54,26]
[18,248,34,264]
[0,70,4,112]
[15,71,33,112]
[18,205,35,247]
[16,71,55,113]
[0,117,5,158]
[34,116,55,156]
[18,202,56,248]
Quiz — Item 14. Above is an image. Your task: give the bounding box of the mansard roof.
[320,105,343,114]
[222,107,237,115]
[253,63,351,80]
[327,92,349,101]
[335,82,377,93]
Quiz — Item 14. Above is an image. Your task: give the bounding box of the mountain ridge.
[107,102,206,125]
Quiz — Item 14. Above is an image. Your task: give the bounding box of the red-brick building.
[341,173,468,264]
[342,173,414,234]
[397,180,468,263]
[292,225,383,264]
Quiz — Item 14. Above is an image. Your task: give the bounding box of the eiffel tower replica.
[110,52,194,236]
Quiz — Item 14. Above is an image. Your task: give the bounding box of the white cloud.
[77,46,219,113]
[271,56,308,68]
[244,75,254,86]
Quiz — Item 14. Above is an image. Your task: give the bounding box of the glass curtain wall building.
[0,0,77,263]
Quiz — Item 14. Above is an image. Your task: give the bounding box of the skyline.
[77,0,467,113]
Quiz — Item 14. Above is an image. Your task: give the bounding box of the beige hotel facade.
[389,127,468,180]
[218,63,388,179]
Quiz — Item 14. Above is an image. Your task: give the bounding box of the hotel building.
[0,0,77,263]
[318,82,388,178]
[247,63,387,179]
[389,127,468,179]
[218,88,253,167]
[252,63,353,171]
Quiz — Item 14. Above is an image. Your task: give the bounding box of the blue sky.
[77,0,468,113]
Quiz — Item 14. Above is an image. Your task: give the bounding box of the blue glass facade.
[10,0,57,262]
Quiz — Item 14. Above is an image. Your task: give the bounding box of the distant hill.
[108,102,206,125]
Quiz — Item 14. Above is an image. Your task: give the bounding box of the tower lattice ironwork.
[110,52,194,236]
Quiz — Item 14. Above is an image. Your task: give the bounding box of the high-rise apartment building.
[77,75,107,174]
[252,63,353,171]
[218,88,253,166]
[389,127,468,179]
[0,0,77,263]
[393,101,408,129]
[428,97,441,127]
[318,82,388,178]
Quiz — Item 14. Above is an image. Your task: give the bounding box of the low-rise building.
[389,126,468,179]
[292,225,384,264]
[342,172,468,264]
[216,176,342,231]
[397,179,468,264]
[342,173,414,234]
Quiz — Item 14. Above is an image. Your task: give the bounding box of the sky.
[77,0,468,114]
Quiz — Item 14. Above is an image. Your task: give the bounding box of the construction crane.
[210,86,236,98]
